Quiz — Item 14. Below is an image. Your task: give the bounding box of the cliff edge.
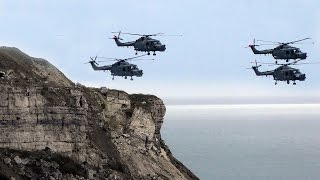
[0,47,199,180]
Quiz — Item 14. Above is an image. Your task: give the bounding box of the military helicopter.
[111,31,181,56]
[250,60,306,85]
[87,54,153,80]
[248,38,312,64]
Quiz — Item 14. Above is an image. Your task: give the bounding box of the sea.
[161,104,320,180]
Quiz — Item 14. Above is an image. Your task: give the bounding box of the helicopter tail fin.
[252,65,263,76]
[89,61,100,71]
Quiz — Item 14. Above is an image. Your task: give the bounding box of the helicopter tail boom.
[252,66,273,76]
[112,36,135,47]
[89,61,112,71]
[249,45,273,55]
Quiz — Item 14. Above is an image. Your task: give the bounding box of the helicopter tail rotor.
[245,38,258,48]
[111,31,123,40]
[249,60,262,68]
[86,56,99,65]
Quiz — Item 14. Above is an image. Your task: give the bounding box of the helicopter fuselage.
[272,66,306,81]
[110,61,143,77]
[250,45,307,60]
[89,60,143,79]
[252,65,306,84]
[133,37,166,52]
[272,45,307,60]
[113,36,166,54]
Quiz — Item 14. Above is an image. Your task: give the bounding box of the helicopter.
[248,38,312,64]
[87,54,152,80]
[250,60,306,85]
[111,31,181,56]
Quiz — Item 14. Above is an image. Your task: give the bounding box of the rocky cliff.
[0,47,199,180]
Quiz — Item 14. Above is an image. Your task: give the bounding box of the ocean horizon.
[162,104,320,180]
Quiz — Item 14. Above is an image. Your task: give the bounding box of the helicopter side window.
[286,51,289,55]
[146,42,149,46]
[123,67,126,71]
[285,72,289,76]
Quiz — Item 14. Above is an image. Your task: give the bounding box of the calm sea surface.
[161,104,320,180]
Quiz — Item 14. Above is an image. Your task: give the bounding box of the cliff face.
[0,47,198,180]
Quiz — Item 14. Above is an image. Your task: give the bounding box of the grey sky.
[0,0,320,102]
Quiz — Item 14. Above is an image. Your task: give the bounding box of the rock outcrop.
[0,47,199,180]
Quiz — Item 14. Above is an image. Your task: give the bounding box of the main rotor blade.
[291,42,315,45]
[250,61,271,64]
[122,32,144,36]
[126,58,155,61]
[96,58,154,62]
[96,60,118,62]
[125,54,148,60]
[97,57,118,60]
[287,38,311,44]
[256,40,281,44]
[123,33,161,37]
[156,34,182,37]
[255,43,278,46]
[292,62,320,65]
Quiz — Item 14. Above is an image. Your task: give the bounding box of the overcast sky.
[0,0,320,103]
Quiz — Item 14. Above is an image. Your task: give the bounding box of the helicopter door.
[285,71,289,77]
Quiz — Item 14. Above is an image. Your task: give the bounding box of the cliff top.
[0,46,73,87]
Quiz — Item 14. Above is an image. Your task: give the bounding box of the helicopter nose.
[135,70,143,77]
[139,70,143,77]
[299,74,306,81]
[299,53,307,59]
[160,45,166,51]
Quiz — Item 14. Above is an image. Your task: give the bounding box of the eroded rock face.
[0,47,199,180]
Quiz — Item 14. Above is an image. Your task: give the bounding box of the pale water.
[161,104,320,180]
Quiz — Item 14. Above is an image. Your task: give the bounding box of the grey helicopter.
[248,38,312,64]
[111,31,181,56]
[250,60,306,85]
[87,54,153,80]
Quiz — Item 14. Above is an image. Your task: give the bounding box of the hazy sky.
[0,1,320,102]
